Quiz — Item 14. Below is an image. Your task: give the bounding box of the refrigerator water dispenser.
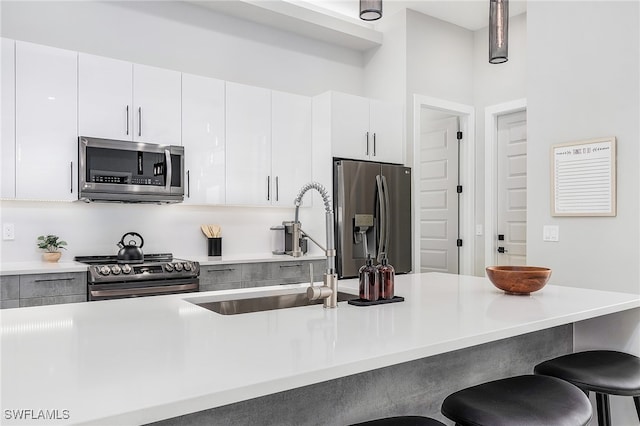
[353,214,376,259]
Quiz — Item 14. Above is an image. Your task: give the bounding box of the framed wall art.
[551,137,616,216]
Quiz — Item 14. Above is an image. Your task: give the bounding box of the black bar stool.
[534,350,640,426]
[441,374,592,426]
[350,416,445,425]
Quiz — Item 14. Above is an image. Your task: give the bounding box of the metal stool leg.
[634,396,640,422]
[596,393,611,426]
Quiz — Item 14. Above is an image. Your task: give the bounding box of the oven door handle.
[91,283,198,298]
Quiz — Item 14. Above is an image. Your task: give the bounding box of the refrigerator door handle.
[376,175,387,262]
[380,174,391,261]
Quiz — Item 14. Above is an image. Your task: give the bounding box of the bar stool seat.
[534,350,640,425]
[441,374,592,426]
[350,416,445,425]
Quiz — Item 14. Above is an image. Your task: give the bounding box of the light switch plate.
[2,223,15,240]
[543,225,559,242]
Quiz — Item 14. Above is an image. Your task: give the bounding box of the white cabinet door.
[182,73,226,205]
[225,82,271,205]
[330,92,370,161]
[1,38,15,199]
[369,100,403,164]
[133,64,181,145]
[271,90,311,207]
[15,41,77,201]
[78,53,133,141]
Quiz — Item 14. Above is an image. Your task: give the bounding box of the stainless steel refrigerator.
[333,159,412,278]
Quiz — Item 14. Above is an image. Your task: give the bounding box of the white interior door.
[419,114,459,273]
[496,110,527,265]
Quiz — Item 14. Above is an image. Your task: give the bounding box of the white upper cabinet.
[225,82,272,205]
[78,55,181,144]
[330,92,370,161]
[1,38,16,199]
[369,99,404,164]
[78,53,133,141]
[182,73,226,205]
[225,83,312,207]
[15,41,77,201]
[271,90,312,207]
[133,64,181,145]
[317,91,403,164]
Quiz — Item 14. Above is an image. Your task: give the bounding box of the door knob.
[497,247,508,253]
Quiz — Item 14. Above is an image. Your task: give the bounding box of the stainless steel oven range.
[75,253,200,301]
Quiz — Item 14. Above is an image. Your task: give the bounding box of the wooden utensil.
[201,224,221,238]
[201,225,213,238]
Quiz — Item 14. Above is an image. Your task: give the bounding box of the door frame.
[412,94,475,275]
[484,99,527,268]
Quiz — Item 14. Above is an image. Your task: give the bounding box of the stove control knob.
[99,266,111,276]
[184,262,192,271]
[174,262,183,272]
[121,264,132,274]
[111,265,122,275]
[164,263,174,272]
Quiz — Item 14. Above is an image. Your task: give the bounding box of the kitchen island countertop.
[1,272,638,425]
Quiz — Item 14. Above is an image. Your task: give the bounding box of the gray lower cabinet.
[243,260,326,287]
[0,259,327,308]
[1,275,20,308]
[199,264,243,292]
[200,259,326,292]
[0,272,87,309]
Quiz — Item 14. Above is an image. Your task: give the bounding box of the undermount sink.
[192,291,357,315]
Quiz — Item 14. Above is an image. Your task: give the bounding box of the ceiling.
[298,0,527,31]
[186,0,527,51]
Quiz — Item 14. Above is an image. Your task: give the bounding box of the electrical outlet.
[543,225,559,242]
[2,223,15,240]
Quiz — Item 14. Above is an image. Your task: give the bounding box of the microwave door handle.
[165,149,172,190]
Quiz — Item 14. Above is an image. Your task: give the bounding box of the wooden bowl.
[485,266,552,295]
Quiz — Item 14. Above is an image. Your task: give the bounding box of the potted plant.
[37,235,67,262]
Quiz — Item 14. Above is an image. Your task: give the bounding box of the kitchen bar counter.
[1,273,638,425]
[0,253,324,275]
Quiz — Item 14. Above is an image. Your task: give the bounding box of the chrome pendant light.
[360,0,382,21]
[489,0,509,63]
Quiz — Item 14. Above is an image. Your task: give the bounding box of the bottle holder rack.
[347,296,404,307]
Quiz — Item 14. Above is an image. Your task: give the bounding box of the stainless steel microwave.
[78,137,184,203]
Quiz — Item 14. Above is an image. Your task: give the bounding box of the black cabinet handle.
[279,264,303,268]
[206,268,236,273]
[34,278,76,283]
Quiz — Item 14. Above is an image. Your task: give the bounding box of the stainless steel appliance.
[334,159,412,278]
[75,253,200,301]
[78,136,185,203]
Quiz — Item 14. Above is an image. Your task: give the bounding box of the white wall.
[0,0,367,262]
[405,10,475,168]
[528,3,639,423]
[472,13,527,275]
[527,1,639,295]
[0,1,364,96]
[0,201,298,261]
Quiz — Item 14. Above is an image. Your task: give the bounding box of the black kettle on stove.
[117,232,144,263]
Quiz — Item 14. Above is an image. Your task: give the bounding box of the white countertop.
[1,273,638,425]
[0,253,324,275]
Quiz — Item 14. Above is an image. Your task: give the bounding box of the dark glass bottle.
[378,255,395,300]
[359,254,379,301]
